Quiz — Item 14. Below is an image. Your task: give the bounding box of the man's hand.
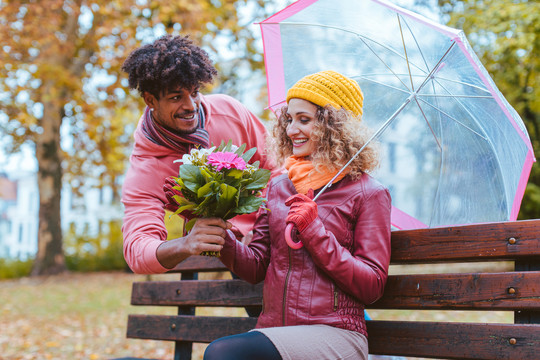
[156,218,231,269]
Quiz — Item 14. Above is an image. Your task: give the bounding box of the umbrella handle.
[285,223,304,249]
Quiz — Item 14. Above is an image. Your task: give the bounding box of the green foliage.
[64,220,127,272]
[0,220,127,279]
[0,258,33,279]
[437,0,540,219]
[171,141,271,233]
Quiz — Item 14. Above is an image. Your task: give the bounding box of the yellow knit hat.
[286,70,364,117]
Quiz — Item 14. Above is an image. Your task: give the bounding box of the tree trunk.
[31,85,66,276]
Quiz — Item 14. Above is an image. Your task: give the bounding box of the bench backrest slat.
[127,314,258,343]
[132,271,540,311]
[391,219,540,263]
[131,280,263,306]
[367,321,540,360]
[370,271,540,310]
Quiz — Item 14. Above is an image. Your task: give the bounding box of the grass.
[0,263,515,360]
[1,271,179,360]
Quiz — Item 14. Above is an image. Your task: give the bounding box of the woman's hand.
[285,189,318,233]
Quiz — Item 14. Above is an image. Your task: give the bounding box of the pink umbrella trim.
[391,206,428,230]
[511,150,535,220]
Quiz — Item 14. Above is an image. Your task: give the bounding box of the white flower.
[173,147,216,165]
[198,146,216,158]
[174,153,194,165]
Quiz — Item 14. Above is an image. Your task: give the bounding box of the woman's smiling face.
[286,98,318,159]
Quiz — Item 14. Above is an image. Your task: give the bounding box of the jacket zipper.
[333,286,339,311]
[282,246,292,325]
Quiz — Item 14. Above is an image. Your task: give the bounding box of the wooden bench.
[125,219,540,359]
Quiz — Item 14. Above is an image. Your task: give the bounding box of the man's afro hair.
[122,34,217,98]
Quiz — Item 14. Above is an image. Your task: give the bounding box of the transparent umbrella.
[260,0,535,244]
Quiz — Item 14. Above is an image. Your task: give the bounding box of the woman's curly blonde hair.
[269,104,380,179]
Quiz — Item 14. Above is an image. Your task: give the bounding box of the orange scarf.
[285,156,350,195]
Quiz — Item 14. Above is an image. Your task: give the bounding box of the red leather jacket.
[220,173,391,337]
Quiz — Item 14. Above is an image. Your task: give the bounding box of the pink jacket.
[220,173,392,337]
[122,94,276,274]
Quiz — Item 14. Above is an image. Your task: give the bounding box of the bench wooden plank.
[391,220,540,263]
[371,271,540,310]
[131,280,263,306]
[367,320,540,360]
[131,272,540,311]
[127,315,257,342]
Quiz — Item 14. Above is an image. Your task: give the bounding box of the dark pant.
[204,331,282,360]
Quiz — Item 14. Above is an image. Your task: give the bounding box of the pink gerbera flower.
[207,151,247,171]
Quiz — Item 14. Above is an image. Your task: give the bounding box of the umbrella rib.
[417,98,488,141]
[426,77,493,95]
[414,98,442,151]
[420,94,492,98]
[415,42,456,94]
[400,14,431,75]
[354,76,410,95]
[398,15,415,92]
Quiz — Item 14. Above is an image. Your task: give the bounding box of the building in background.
[0,171,123,260]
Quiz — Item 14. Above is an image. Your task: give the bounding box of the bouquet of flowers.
[164,141,271,256]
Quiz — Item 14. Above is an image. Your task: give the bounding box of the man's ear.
[142,91,157,109]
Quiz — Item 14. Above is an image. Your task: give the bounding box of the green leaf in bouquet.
[195,195,216,216]
[172,194,192,206]
[197,181,218,198]
[172,177,184,187]
[216,139,234,152]
[215,183,238,218]
[234,196,265,214]
[250,160,260,169]
[200,167,216,182]
[179,164,205,193]
[227,169,244,179]
[223,173,242,189]
[185,218,197,233]
[245,168,271,190]
[173,202,197,217]
[241,147,257,163]
[234,143,247,156]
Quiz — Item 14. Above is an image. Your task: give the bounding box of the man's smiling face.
[144,86,202,134]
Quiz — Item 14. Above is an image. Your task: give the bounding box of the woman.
[204,70,392,360]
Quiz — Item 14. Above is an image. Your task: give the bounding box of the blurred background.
[0,0,538,359]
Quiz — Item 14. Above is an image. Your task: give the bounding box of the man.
[121,34,275,274]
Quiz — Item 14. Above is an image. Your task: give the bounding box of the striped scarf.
[141,106,210,153]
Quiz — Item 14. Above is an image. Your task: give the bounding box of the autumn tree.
[0,0,275,275]
[435,0,540,218]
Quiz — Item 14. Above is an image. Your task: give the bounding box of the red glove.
[285,189,318,233]
[163,176,195,220]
